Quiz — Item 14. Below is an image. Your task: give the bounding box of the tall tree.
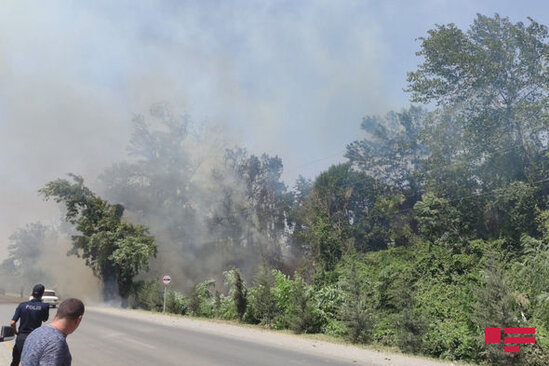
[208,148,293,272]
[296,163,384,269]
[407,14,549,189]
[346,106,428,198]
[40,174,157,306]
[100,104,200,280]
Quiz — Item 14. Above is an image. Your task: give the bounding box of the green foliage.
[251,267,279,326]
[188,279,216,317]
[396,306,426,354]
[407,15,549,188]
[188,286,201,316]
[346,106,428,194]
[340,258,371,343]
[365,194,415,248]
[414,193,466,248]
[40,175,157,304]
[296,163,385,269]
[217,292,237,320]
[484,182,539,243]
[29,14,549,366]
[165,289,189,315]
[473,254,521,365]
[111,14,549,365]
[225,269,248,320]
[129,280,164,311]
[271,270,294,329]
[286,275,324,334]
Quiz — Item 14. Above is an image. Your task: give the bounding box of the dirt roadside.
[91,306,477,366]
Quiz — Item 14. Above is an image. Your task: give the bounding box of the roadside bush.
[522,323,549,366]
[314,284,344,332]
[217,292,237,320]
[224,268,248,321]
[340,259,371,343]
[189,279,216,317]
[323,318,347,337]
[272,270,293,329]
[395,306,426,354]
[251,267,279,326]
[165,289,189,315]
[286,275,325,334]
[129,280,163,311]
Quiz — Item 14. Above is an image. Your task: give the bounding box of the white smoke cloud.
[2,0,546,256]
[0,0,389,255]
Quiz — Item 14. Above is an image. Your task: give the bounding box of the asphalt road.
[0,304,359,366]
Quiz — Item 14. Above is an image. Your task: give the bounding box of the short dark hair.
[56,298,85,320]
[32,284,45,299]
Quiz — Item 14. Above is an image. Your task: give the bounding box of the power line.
[283,150,347,174]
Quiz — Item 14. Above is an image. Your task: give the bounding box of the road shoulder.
[89,306,475,366]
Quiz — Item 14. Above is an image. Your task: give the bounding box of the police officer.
[9,284,50,366]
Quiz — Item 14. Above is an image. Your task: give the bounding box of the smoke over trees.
[99,104,294,288]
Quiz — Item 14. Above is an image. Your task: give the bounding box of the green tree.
[407,14,549,189]
[100,104,203,284]
[251,266,278,326]
[346,106,428,197]
[473,254,521,365]
[414,193,467,249]
[297,163,382,269]
[209,148,293,271]
[340,258,371,343]
[226,268,248,321]
[40,174,157,306]
[514,210,549,364]
[188,285,202,316]
[286,275,323,334]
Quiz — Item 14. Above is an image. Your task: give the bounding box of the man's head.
[54,298,85,335]
[32,284,45,299]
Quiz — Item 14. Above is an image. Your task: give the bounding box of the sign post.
[162,274,171,313]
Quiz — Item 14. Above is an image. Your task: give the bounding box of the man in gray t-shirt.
[21,298,84,366]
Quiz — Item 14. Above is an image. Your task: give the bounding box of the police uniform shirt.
[12,298,49,333]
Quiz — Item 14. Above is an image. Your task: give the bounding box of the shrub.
[165,289,189,315]
[286,275,324,333]
[129,280,163,311]
[251,267,279,326]
[225,268,248,321]
[340,258,371,343]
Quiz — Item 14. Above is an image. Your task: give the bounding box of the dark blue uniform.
[10,298,49,366]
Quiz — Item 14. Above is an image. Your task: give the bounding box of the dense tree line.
[130,14,549,365]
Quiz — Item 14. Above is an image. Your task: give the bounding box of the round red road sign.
[162,274,172,285]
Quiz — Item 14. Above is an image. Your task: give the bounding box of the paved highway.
[0,303,465,366]
[0,304,358,366]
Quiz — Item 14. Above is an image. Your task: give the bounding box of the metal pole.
[163,285,167,313]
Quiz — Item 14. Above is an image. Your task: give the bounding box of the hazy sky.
[1,0,548,252]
